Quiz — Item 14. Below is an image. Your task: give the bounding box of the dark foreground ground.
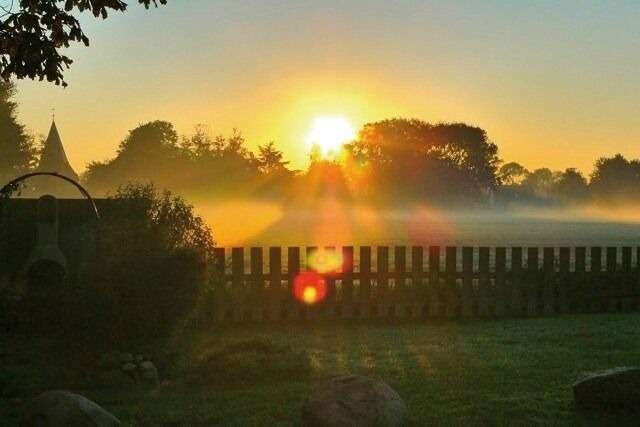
[1,313,639,426]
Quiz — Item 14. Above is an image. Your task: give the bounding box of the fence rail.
[209,246,640,322]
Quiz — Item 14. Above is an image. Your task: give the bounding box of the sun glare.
[306,116,356,159]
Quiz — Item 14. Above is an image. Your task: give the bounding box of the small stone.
[121,363,136,373]
[139,362,159,384]
[134,354,144,364]
[139,361,154,371]
[119,353,134,364]
[20,390,121,426]
[121,363,138,382]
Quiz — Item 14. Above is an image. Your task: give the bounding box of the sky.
[14,0,640,174]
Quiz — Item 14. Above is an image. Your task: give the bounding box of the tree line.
[1,81,639,207]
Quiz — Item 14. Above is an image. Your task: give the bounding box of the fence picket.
[213,247,227,322]
[250,247,263,321]
[394,246,407,318]
[622,247,632,312]
[606,247,617,312]
[377,247,390,318]
[590,247,602,312]
[559,247,570,313]
[511,247,523,316]
[341,246,355,318]
[428,246,439,318]
[305,247,317,320]
[495,247,506,317]
[360,247,372,319]
[287,247,300,320]
[445,247,457,318]
[526,248,539,316]
[268,247,282,321]
[232,247,244,322]
[575,247,586,312]
[479,247,490,317]
[543,247,555,315]
[462,247,473,318]
[324,246,337,320]
[412,246,425,319]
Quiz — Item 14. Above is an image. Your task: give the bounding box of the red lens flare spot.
[294,271,327,305]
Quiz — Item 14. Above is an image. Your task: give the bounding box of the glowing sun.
[306,116,356,158]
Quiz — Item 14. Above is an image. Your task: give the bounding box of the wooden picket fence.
[209,246,640,322]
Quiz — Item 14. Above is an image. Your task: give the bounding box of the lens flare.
[306,248,343,273]
[294,271,327,305]
[302,286,318,304]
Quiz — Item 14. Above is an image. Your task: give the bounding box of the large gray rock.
[573,367,640,411]
[20,390,121,426]
[302,375,406,427]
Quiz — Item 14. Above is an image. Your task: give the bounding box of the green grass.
[2,313,640,426]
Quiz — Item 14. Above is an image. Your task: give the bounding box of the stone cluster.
[99,351,159,386]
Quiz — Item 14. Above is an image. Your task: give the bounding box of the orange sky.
[13,1,640,175]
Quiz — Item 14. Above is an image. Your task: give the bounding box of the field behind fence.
[210,246,640,322]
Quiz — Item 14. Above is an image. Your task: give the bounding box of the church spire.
[37,120,79,182]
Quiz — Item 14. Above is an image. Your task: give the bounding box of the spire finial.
[52,108,55,121]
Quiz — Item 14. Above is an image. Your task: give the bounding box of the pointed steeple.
[37,120,79,182]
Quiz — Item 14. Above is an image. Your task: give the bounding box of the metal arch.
[0,172,100,220]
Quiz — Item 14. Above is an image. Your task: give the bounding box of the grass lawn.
[2,313,640,426]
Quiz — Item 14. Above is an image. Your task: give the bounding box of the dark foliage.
[78,182,214,345]
[0,80,36,184]
[83,122,292,199]
[590,154,640,201]
[0,0,167,86]
[345,119,500,204]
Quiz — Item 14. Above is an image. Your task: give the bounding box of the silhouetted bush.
[74,182,215,348]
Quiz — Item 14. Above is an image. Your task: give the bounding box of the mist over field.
[194,198,640,247]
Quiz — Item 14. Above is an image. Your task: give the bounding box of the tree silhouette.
[258,142,289,175]
[521,168,555,198]
[1,0,167,87]
[347,119,500,203]
[0,80,36,183]
[498,162,529,186]
[554,168,589,204]
[590,154,640,200]
[84,120,182,193]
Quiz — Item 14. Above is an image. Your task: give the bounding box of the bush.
[76,182,215,347]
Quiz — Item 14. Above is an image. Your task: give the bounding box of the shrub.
[76,182,215,347]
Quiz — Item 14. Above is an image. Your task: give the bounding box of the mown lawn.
[2,313,640,426]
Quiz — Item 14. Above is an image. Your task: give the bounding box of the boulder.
[573,367,640,411]
[20,390,120,426]
[302,375,406,427]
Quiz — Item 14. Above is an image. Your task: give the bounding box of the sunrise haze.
[13,0,640,174]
